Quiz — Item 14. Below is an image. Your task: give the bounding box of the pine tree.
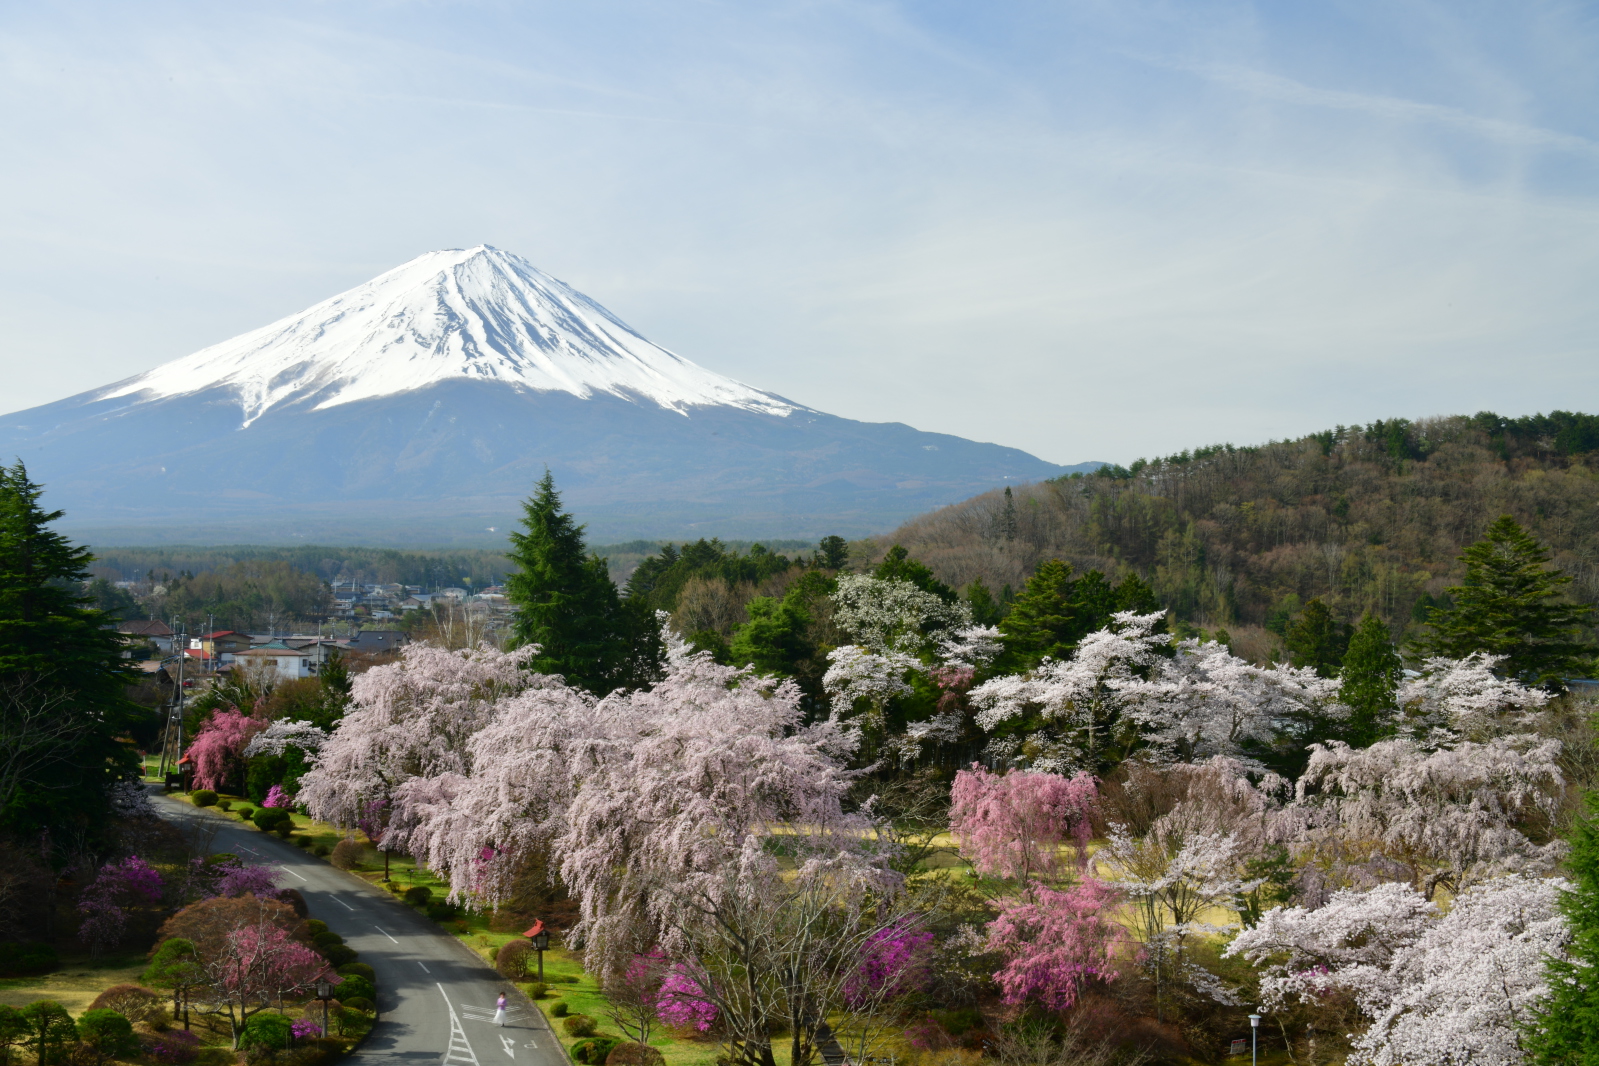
[1284,598,1350,676]
[1528,791,1599,1064]
[1339,613,1401,746]
[965,578,1005,627]
[1420,514,1596,688]
[998,559,1079,667]
[814,535,850,571]
[505,471,639,694]
[0,460,143,835]
[997,486,1018,542]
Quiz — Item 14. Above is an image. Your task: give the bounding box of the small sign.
[1229,1039,1247,1056]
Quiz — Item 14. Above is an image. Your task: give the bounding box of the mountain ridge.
[0,247,1100,544]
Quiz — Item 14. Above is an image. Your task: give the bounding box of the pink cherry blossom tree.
[187,708,268,791]
[77,856,164,957]
[948,765,1098,881]
[191,901,331,1047]
[983,879,1126,1010]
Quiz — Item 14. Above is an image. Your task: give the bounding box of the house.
[117,619,175,654]
[232,640,315,680]
[344,630,408,656]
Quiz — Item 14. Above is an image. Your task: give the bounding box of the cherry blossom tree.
[1295,736,1565,898]
[298,642,552,830]
[970,611,1169,772]
[948,765,1098,881]
[830,575,970,655]
[983,879,1126,1010]
[187,708,268,791]
[1396,653,1549,745]
[1227,875,1569,1066]
[195,913,331,1047]
[241,720,328,759]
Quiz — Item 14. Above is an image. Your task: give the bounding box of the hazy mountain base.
[861,415,1599,647]
[7,380,1096,544]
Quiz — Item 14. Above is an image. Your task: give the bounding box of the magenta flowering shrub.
[290,1019,323,1040]
[656,966,717,1031]
[844,924,935,1008]
[262,785,292,809]
[213,862,282,899]
[77,856,165,954]
[984,879,1126,1011]
[145,1029,201,1064]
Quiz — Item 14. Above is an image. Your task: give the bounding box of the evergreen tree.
[997,486,1018,541]
[1420,514,1596,688]
[873,545,957,602]
[814,535,850,571]
[1529,791,1599,1064]
[999,559,1079,665]
[1112,573,1164,616]
[965,578,1005,627]
[505,472,644,694]
[0,460,143,835]
[1283,598,1350,676]
[1339,613,1401,746]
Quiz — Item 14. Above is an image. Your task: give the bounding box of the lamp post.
[1249,1014,1260,1066]
[316,979,335,1039]
[524,920,550,983]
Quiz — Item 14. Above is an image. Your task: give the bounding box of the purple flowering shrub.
[656,966,717,1032]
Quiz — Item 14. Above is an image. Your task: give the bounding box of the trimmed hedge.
[571,1037,620,1065]
[189,790,218,807]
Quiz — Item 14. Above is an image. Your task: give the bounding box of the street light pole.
[525,920,550,983]
[316,979,334,1039]
[1249,1014,1260,1066]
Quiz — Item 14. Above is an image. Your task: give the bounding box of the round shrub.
[276,825,296,840]
[563,1015,598,1038]
[297,836,314,848]
[321,944,358,968]
[88,984,164,1025]
[217,799,233,811]
[550,1002,569,1018]
[403,886,432,906]
[334,975,375,1003]
[496,940,532,981]
[571,1036,620,1065]
[189,790,218,808]
[330,839,364,871]
[341,996,374,1013]
[305,919,329,938]
[235,807,255,822]
[0,941,58,977]
[335,962,375,984]
[313,843,331,857]
[275,888,309,917]
[525,982,548,999]
[313,930,345,952]
[253,807,292,831]
[241,1012,294,1050]
[143,1029,200,1064]
[606,1043,666,1066]
[79,1008,141,1060]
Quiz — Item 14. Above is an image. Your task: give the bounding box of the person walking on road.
[495,992,507,1026]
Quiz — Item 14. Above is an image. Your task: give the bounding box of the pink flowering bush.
[950,764,1099,880]
[984,879,1126,1010]
[290,1020,322,1040]
[77,856,164,955]
[657,965,717,1032]
[188,708,269,791]
[213,862,282,899]
[844,924,935,1008]
[262,785,291,809]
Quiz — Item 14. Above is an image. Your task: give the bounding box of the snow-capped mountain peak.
[101,246,798,427]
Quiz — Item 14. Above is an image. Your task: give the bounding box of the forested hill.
[862,411,1599,652]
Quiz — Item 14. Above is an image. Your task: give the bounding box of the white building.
[232,640,315,680]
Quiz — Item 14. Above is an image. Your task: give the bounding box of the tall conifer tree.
[1284,598,1350,676]
[1339,613,1401,746]
[506,471,636,694]
[1529,792,1599,1064]
[0,460,142,834]
[1420,515,1596,687]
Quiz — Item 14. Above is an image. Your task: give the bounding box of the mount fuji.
[0,247,1094,545]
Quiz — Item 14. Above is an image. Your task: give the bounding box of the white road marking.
[280,866,308,882]
[524,1041,539,1050]
[376,926,398,943]
[499,1035,516,1059]
[418,961,430,973]
[438,984,480,1066]
[333,898,355,911]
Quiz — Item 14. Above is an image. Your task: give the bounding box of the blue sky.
[2,1,1596,465]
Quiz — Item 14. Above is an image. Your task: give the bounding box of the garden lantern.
[524,920,550,982]
[1248,1014,1260,1066]
[317,978,336,1038]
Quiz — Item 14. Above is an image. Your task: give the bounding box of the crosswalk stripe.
[437,984,481,1066]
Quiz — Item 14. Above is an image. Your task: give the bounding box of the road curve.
[151,794,569,1066]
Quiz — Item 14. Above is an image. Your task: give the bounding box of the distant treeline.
[87,544,517,590]
[866,411,1599,652]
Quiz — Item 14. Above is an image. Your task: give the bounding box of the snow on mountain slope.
[100,246,798,427]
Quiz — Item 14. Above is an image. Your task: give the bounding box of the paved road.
[151,794,568,1066]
